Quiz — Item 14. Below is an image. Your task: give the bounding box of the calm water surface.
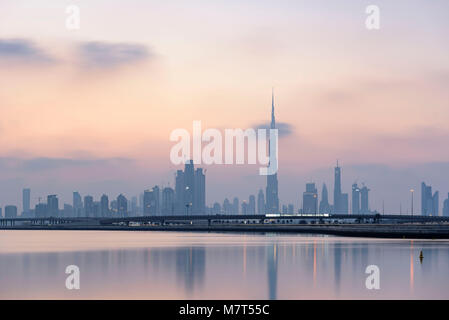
[0,230,448,299]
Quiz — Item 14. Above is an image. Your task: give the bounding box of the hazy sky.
[0,0,449,213]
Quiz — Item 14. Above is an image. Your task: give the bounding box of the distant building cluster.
[300,162,372,215]
[1,93,449,218]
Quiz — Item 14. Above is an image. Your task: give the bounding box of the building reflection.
[334,244,341,293]
[267,243,278,300]
[410,241,414,293]
[175,247,206,293]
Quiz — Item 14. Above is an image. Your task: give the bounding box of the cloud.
[0,157,133,172]
[254,121,294,138]
[78,41,152,68]
[0,39,55,64]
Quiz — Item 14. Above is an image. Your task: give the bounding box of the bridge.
[1,213,449,228]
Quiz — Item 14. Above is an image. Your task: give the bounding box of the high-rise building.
[175,169,185,214]
[173,161,206,215]
[319,184,331,214]
[265,89,279,214]
[35,203,47,218]
[84,195,94,217]
[194,168,206,214]
[421,182,439,216]
[22,188,31,215]
[47,195,59,217]
[100,194,109,217]
[162,187,175,215]
[152,186,160,215]
[131,196,138,216]
[352,183,360,215]
[360,185,370,214]
[184,160,195,214]
[333,162,342,213]
[233,197,239,214]
[257,189,265,214]
[288,204,294,214]
[341,193,349,214]
[212,202,221,215]
[143,189,152,216]
[443,193,449,217]
[63,204,73,217]
[223,198,231,214]
[241,201,248,215]
[303,183,318,214]
[248,195,256,215]
[93,201,101,217]
[282,204,288,214]
[5,205,18,218]
[117,194,128,217]
[73,192,83,217]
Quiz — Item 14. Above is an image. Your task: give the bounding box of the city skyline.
[1,1,449,215]
[4,159,449,217]
[2,93,449,217]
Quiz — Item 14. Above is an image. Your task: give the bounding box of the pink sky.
[0,0,449,211]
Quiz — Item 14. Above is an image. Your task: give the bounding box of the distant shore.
[2,223,449,239]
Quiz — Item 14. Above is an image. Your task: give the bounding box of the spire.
[271,87,276,129]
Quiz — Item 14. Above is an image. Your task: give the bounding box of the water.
[0,230,448,299]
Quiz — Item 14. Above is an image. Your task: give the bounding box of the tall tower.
[334,161,342,213]
[266,88,279,214]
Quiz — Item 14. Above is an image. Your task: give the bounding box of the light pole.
[410,189,414,222]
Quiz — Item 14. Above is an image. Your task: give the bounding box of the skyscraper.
[175,169,185,214]
[351,183,360,215]
[143,188,159,216]
[84,195,94,217]
[443,193,449,217]
[233,197,239,214]
[193,168,206,214]
[360,185,370,214]
[333,162,348,214]
[22,188,30,215]
[241,201,248,214]
[47,195,59,217]
[73,192,83,217]
[421,182,439,216]
[184,160,195,214]
[117,194,128,217]
[265,89,279,214]
[333,162,342,213]
[319,184,331,214]
[100,194,109,217]
[5,205,18,218]
[303,183,318,214]
[248,195,256,215]
[152,186,160,215]
[143,189,152,216]
[162,187,175,215]
[223,198,232,214]
[173,161,206,215]
[257,189,265,214]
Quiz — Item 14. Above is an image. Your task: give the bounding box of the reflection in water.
[334,244,342,294]
[410,241,414,293]
[267,244,278,300]
[175,247,206,294]
[0,231,449,299]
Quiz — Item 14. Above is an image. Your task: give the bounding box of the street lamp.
[410,189,414,222]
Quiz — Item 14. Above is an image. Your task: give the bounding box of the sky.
[0,0,449,213]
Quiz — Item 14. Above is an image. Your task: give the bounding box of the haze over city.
[1,0,449,213]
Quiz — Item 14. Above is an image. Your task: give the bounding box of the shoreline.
[1,224,449,239]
